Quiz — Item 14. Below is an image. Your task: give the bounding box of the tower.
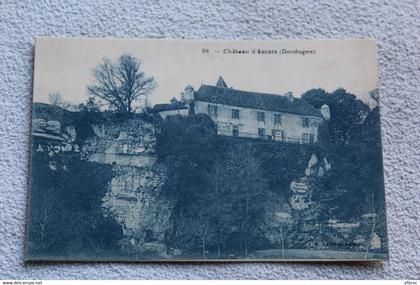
[181,84,195,103]
[285,91,294,102]
[320,104,331,121]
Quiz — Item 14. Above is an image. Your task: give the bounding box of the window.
[309,133,315,144]
[272,129,284,141]
[231,109,240,119]
[274,114,282,125]
[232,125,239,137]
[302,117,309,128]
[258,128,266,139]
[302,133,309,144]
[257,112,265,122]
[208,104,218,117]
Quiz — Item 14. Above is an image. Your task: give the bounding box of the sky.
[33,38,379,107]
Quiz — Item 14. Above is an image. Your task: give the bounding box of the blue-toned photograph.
[26,38,388,261]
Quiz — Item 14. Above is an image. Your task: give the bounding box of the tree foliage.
[302,88,387,252]
[154,108,386,257]
[158,115,281,257]
[302,88,370,143]
[26,150,123,259]
[78,97,101,113]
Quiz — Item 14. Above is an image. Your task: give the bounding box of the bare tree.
[364,193,377,260]
[87,54,156,113]
[227,143,268,257]
[275,212,293,259]
[208,159,230,258]
[193,210,210,259]
[48,92,78,111]
[30,189,61,251]
[48,92,64,106]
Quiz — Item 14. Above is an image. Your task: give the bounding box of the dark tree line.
[302,88,387,253]
[26,149,123,259]
[155,87,387,257]
[301,88,370,144]
[157,115,272,258]
[156,115,317,258]
[301,88,384,216]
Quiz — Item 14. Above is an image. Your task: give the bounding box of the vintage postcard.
[26,38,388,261]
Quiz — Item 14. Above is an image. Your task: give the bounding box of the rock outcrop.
[102,164,172,257]
[82,118,173,256]
[82,119,157,166]
[31,106,173,256]
[32,118,80,155]
[289,153,331,211]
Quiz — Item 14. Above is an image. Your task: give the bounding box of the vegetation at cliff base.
[26,150,123,260]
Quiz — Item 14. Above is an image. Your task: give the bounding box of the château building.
[153,76,330,144]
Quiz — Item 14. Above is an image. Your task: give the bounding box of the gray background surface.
[0,0,419,279]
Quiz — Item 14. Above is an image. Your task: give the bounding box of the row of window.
[208,104,311,128]
[257,128,283,139]
[256,128,314,143]
[302,133,315,144]
[229,126,314,143]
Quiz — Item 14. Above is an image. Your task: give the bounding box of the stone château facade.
[153,76,330,144]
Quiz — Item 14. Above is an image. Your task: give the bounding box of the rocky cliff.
[86,119,173,257]
[31,103,383,257]
[31,105,173,257]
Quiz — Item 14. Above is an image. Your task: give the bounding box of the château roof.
[152,101,189,112]
[194,85,323,117]
[216,76,228,88]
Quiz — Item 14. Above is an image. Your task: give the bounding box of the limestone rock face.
[33,112,173,256]
[46,120,61,133]
[31,119,79,156]
[91,124,105,137]
[304,153,331,177]
[102,164,172,244]
[32,118,79,144]
[290,153,332,211]
[32,118,47,131]
[63,126,76,142]
[82,119,157,166]
[33,119,61,135]
[81,118,173,255]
